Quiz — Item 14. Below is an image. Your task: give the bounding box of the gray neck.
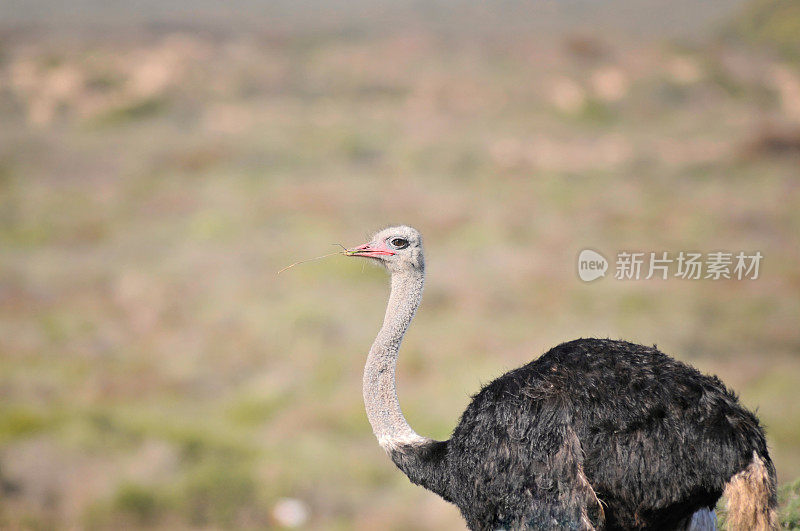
[363,267,429,451]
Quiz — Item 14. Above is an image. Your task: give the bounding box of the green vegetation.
[778,478,800,529]
[728,0,800,58]
[89,97,169,127]
[112,483,163,524]
[0,407,53,444]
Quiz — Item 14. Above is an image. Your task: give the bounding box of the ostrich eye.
[390,238,409,249]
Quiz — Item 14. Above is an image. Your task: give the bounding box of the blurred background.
[1,0,799,528]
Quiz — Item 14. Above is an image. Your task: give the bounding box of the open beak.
[345,241,396,258]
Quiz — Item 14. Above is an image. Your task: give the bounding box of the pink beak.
[346,241,396,258]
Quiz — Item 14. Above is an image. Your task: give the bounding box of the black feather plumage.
[389,338,774,530]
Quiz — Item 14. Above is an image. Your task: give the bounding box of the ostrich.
[344,225,777,531]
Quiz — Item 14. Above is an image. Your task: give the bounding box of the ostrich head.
[346,225,424,274]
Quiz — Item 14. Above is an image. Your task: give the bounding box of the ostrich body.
[346,226,777,530]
